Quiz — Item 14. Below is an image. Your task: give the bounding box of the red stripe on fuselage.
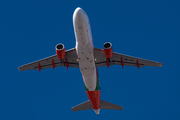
[85,90,101,110]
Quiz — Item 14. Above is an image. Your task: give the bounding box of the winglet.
[18,67,21,71]
[162,62,164,67]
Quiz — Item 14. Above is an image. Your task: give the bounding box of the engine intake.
[55,43,65,59]
[103,42,113,58]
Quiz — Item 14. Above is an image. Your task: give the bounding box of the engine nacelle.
[55,43,65,59]
[103,42,113,58]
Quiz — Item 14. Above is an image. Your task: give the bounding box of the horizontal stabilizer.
[72,100,92,111]
[100,100,123,110]
[72,100,123,112]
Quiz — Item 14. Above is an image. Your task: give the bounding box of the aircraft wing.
[94,48,163,68]
[19,48,79,71]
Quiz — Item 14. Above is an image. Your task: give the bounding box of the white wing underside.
[19,48,79,71]
[19,47,162,71]
[94,48,162,68]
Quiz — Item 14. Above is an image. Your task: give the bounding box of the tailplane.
[72,100,123,112]
[100,100,123,110]
[72,100,93,111]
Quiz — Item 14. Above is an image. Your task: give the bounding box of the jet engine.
[55,43,65,59]
[103,42,113,58]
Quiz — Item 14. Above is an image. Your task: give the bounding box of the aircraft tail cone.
[94,109,100,115]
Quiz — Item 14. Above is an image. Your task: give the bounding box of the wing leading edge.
[19,47,162,71]
[94,47,163,68]
[19,48,79,71]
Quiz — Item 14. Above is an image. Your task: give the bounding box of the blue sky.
[0,0,180,120]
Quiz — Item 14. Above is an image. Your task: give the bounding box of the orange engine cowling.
[103,42,113,58]
[55,43,65,59]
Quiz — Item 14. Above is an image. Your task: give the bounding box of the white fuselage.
[73,8,96,91]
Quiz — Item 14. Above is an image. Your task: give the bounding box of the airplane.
[18,7,163,115]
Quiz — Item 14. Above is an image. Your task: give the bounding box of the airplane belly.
[73,8,96,91]
[77,43,96,91]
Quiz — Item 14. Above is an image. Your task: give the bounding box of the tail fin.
[72,100,123,111]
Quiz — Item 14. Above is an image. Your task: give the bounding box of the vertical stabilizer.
[94,109,100,115]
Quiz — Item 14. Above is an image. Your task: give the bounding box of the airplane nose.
[74,7,83,15]
[73,7,86,20]
[75,7,83,12]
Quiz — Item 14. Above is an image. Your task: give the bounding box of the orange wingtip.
[162,62,164,66]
